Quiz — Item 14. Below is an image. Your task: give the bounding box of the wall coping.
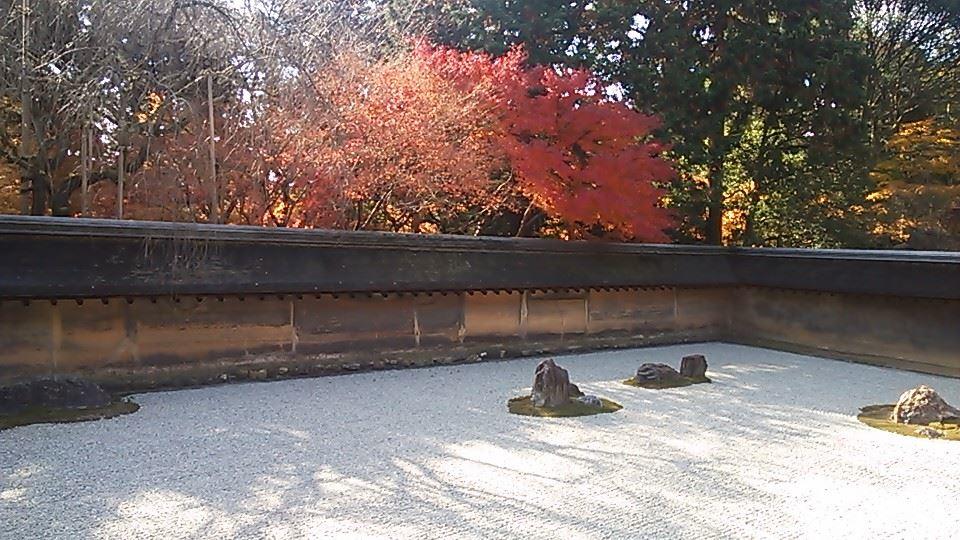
[1,215,958,300]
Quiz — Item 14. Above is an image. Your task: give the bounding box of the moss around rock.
[621,375,711,390]
[507,395,622,417]
[0,399,139,431]
[0,377,139,430]
[858,404,960,441]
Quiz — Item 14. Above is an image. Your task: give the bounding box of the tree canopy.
[1,0,957,249]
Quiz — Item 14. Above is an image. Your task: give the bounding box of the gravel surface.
[2,343,959,539]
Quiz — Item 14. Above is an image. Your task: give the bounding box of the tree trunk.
[80,121,89,216]
[19,0,34,215]
[206,73,219,224]
[705,159,724,245]
[18,0,32,160]
[116,147,124,219]
[28,172,47,216]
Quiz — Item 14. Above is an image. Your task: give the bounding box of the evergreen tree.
[586,1,873,245]
[393,0,592,66]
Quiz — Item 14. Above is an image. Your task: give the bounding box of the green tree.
[585,1,872,245]
[393,0,592,66]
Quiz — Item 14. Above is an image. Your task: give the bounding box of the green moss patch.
[621,376,711,390]
[0,399,140,431]
[857,404,960,441]
[507,396,622,417]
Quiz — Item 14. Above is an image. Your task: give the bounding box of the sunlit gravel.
[2,343,959,539]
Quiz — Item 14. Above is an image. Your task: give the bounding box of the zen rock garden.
[3,352,957,445]
[858,384,960,440]
[5,345,958,538]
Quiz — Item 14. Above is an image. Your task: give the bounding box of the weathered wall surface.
[728,288,960,378]
[0,287,960,388]
[0,288,728,389]
[3,285,959,389]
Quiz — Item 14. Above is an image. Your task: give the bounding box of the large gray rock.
[634,363,683,384]
[532,359,576,408]
[679,355,708,380]
[0,377,112,415]
[891,385,960,425]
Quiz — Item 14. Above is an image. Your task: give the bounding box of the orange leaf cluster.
[416,42,675,241]
[277,51,508,232]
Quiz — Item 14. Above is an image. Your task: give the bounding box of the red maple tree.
[418,42,675,241]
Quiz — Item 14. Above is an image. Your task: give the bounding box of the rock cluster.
[891,385,960,425]
[915,426,944,439]
[630,354,710,388]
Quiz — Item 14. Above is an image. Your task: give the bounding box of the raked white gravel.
[2,343,959,539]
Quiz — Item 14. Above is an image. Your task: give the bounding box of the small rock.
[679,354,708,379]
[915,426,944,439]
[891,385,960,425]
[248,369,268,380]
[278,367,289,375]
[577,395,603,408]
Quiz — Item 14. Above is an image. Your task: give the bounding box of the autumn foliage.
[280,50,508,232]
[869,118,960,246]
[68,42,676,242]
[415,43,675,241]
